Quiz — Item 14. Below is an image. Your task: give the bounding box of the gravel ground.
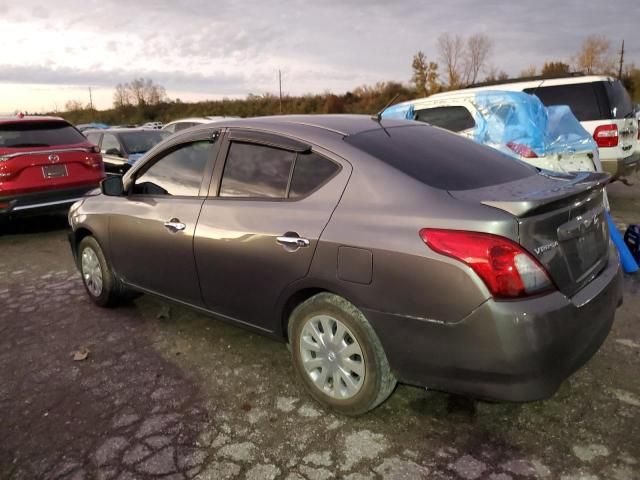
[0,181,639,480]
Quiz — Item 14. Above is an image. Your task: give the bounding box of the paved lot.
[1,182,639,480]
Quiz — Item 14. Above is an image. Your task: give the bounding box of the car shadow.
[0,212,69,236]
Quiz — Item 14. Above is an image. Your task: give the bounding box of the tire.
[288,293,397,416]
[78,236,123,307]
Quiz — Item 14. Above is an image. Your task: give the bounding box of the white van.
[447,76,639,180]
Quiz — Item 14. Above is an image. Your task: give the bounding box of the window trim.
[211,134,342,202]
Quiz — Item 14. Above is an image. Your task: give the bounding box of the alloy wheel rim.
[81,247,103,297]
[299,314,365,399]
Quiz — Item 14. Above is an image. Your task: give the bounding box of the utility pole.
[278,70,283,114]
[618,40,625,79]
[88,87,94,111]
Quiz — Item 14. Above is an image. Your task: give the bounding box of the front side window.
[414,106,476,132]
[132,141,213,196]
[101,134,121,155]
[85,132,102,146]
[220,143,296,198]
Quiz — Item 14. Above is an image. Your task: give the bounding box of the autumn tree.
[541,61,571,77]
[437,33,465,89]
[575,35,615,74]
[115,78,167,108]
[464,33,492,85]
[411,51,439,96]
[323,94,345,113]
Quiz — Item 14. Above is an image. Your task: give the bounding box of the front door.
[109,136,219,306]
[194,132,350,331]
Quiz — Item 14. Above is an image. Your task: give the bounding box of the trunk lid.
[450,171,610,297]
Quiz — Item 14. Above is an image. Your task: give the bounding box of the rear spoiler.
[0,146,98,162]
[450,171,610,217]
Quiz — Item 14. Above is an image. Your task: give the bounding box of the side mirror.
[105,148,122,157]
[101,175,125,196]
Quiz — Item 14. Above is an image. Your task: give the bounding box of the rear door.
[194,129,350,331]
[109,131,219,305]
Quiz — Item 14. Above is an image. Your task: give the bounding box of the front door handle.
[164,218,186,233]
[277,233,310,250]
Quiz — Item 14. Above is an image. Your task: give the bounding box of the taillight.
[593,124,618,148]
[0,158,18,179]
[506,142,538,158]
[419,229,554,299]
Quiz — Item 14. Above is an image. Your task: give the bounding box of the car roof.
[450,75,617,95]
[204,114,413,137]
[84,127,163,134]
[0,115,68,124]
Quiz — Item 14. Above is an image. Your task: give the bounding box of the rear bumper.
[601,152,640,179]
[0,184,99,216]
[364,250,623,402]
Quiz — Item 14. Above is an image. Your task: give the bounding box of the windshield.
[0,121,86,148]
[120,131,170,154]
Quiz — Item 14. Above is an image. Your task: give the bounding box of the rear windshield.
[344,124,536,191]
[119,131,170,154]
[524,83,604,121]
[0,120,86,148]
[605,80,634,119]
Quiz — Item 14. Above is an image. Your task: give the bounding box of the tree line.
[59,34,639,126]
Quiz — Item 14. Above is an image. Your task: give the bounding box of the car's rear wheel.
[78,236,122,307]
[289,293,397,415]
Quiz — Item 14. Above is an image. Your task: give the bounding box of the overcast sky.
[0,0,638,113]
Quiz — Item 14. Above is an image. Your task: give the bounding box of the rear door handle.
[277,233,310,250]
[164,218,186,233]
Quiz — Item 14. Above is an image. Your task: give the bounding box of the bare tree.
[65,100,83,112]
[411,51,439,96]
[519,65,537,78]
[113,83,131,109]
[463,33,492,85]
[575,35,616,74]
[437,33,465,89]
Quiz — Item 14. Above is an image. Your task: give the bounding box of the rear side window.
[524,84,604,121]
[605,81,634,119]
[344,124,536,191]
[0,121,86,148]
[289,152,340,198]
[220,143,296,198]
[414,106,476,132]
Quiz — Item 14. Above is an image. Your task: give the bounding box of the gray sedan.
[68,115,623,415]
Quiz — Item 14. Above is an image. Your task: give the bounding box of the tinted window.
[133,141,213,196]
[220,143,295,198]
[414,106,475,132]
[0,121,86,147]
[524,84,603,121]
[289,153,340,198]
[605,80,634,119]
[344,124,536,191]
[120,131,169,154]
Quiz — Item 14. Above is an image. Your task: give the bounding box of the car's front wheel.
[78,236,122,307]
[289,293,397,415]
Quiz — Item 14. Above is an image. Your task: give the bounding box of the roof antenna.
[372,94,400,122]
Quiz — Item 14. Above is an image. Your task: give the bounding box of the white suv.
[464,75,639,181]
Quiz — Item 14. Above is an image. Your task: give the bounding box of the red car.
[0,115,104,217]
